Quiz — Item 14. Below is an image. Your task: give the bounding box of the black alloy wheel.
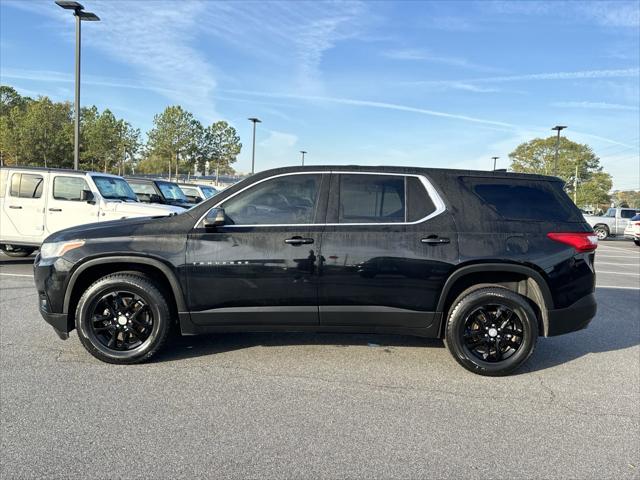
[445,287,538,376]
[90,290,154,351]
[75,273,172,364]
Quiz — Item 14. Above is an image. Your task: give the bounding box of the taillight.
[547,232,598,253]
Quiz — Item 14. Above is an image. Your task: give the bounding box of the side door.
[45,174,100,235]
[617,209,637,234]
[318,172,459,330]
[186,172,329,326]
[3,172,46,239]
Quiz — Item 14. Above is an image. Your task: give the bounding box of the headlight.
[40,240,85,259]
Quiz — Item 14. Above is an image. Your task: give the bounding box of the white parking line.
[598,246,640,253]
[595,271,640,276]
[596,262,640,266]
[597,285,640,290]
[0,273,33,278]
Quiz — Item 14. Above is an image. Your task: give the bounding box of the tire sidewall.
[446,289,538,376]
[76,276,169,363]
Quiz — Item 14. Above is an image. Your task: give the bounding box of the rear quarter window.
[462,178,582,222]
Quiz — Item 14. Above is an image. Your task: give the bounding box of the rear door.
[45,174,100,235]
[317,172,459,329]
[3,171,46,238]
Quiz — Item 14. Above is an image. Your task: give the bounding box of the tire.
[634,239,640,247]
[1,246,35,257]
[444,287,539,376]
[75,273,172,364]
[593,224,609,240]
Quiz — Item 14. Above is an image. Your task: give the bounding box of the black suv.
[125,177,192,209]
[34,166,598,375]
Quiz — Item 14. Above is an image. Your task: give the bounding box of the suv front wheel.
[444,287,538,376]
[75,273,172,364]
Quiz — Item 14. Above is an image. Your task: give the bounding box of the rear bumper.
[546,293,597,336]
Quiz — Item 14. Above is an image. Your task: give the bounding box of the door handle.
[421,236,450,245]
[8,205,22,209]
[284,236,314,246]
[48,208,62,212]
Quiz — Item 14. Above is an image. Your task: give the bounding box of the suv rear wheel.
[444,287,538,376]
[75,273,172,364]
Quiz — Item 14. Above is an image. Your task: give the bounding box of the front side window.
[339,174,405,223]
[201,186,217,198]
[129,181,157,196]
[93,176,137,201]
[221,174,321,225]
[181,187,199,198]
[10,173,43,199]
[53,176,90,201]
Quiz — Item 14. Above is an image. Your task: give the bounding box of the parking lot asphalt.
[1,240,638,479]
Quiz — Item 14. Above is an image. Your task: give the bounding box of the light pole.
[300,150,307,166]
[492,156,499,171]
[56,1,100,171]
[551,125,567,176]
[248,117,261,174]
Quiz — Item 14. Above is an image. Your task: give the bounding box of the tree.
[0,86,30,116]
[203,121,242,179]
[146,106,195,179]
[613,190,640,209]
[509,136,612,207]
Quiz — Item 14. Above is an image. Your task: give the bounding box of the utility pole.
[248,117,261,174]
[300,150,307,166]
[492,156,499,171]
[551,125,567,176]
[55,1,100,170]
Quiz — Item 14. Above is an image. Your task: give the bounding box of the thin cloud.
[473,68,640,83]
[224,89,514,128]
[382,48,502,73]
[551,101,639,111]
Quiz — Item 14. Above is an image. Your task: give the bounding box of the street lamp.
[551,125,567,176]
[55,1,100,171]
[492,156,499,171]
[300,150,307,166]
[248,117,261,174]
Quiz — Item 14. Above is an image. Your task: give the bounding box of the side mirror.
[194,196,203,204]
[203,208,226,229]
[149,194,163,203]
[81,189,95,204]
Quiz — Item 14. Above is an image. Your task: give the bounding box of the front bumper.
[38,294,70,340]
[546,293,597,336]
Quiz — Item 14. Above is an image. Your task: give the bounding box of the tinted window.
[93,176,137,201]
[465,178,581,222]
[53,176,89,201]
[157,181,187,201]
[621,209,638,219]
[201,186,217,198]
[221,174,321,225]
[406,176,436,222]
[10,173,43,198]
[181,187,199,197]
[339,174,405,223]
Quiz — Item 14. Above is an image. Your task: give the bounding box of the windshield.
[93,176,138,201]
[157,181,188,201]
[201,186,217,198]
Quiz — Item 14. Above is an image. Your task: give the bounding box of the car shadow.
[153,287,638,372]
[0,258,34,265]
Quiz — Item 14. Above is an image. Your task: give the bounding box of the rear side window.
[129,181,156,196]
[621,210,639,219]
[53,176,89,201]
[406,176,436,222]
[463,178,581,222]
[10,173,43,199]
[339,174,405,223]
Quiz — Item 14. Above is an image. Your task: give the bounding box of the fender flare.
[63,255,187,313]
[436,263,554,332]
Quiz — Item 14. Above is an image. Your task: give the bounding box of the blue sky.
[1,0,639,190]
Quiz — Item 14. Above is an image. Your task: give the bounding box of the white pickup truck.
[0,166,183,257]
[583,207,640,240]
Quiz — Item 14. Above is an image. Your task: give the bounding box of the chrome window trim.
[194,170,446,228]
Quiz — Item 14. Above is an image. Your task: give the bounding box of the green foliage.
[613,190,640,209]
[1,85,240,178]
[509,136,613,208]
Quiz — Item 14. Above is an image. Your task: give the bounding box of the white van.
[0,166,183,257]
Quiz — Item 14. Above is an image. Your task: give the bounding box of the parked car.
[125,177,193,209]
[624,214,640,246]
[177,183,218,204]
[0,166,183,257]
[34,166,598,376]
[583,207,639,240]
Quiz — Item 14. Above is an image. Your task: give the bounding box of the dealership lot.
[1,241,638,478]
